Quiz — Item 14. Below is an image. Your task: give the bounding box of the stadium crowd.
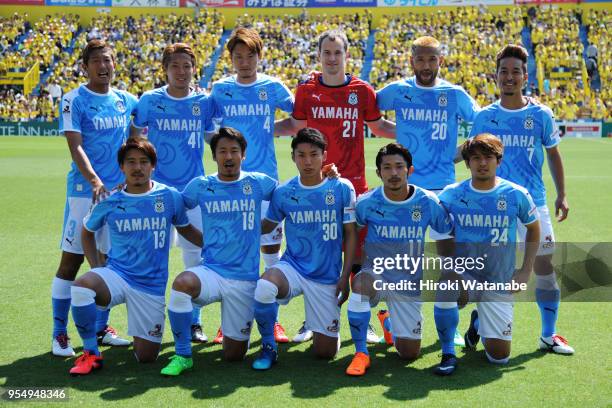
[0,7,608,122]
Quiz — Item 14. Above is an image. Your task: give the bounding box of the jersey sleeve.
[209,83,223,119]
[468,111,485,139]
[517,188,538,225]
[375,82,396,111]
[292,84,308,120]
[59,93,82,134]
[258,174,278,201]
[542,107,561,148]
[170,188,190,227]
[202,95,215,133]
[342,180,357,224]
[126,91,139,115]
[274,80,294,113]
[429,194,453,234]
[132,93,149,129]
[354,197,368,227]
[265,186,285,223]
[181,177,202,210]
[456,88,480,122]
[83,200,108,232]
[364,83,382,122]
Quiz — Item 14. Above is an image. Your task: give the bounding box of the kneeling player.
[251,128,357,370]
[161,128,277,376]
[69,137,202,375]
[345,143,453,376]
[434,134,540,375]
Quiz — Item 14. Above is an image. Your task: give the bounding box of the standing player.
[205,27,295,344]
[131,43,214,343]
[376,35,480,346]
[251,128,357,370]
[434,134,540,375]
[160,128,277,376]
[68,137,202,375]
[469,44,573,354]
[345,143,452,376]
[275,29,396,342]
[52,39,135,357]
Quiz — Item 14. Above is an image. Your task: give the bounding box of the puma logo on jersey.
[375,209,385,217]
[460,199,469,206]
[312,93,322,101]
[404,95,413,102]
[491,119,499,126]
[290,196,299,204]
[157,105,166,112]
[206,187,215,194]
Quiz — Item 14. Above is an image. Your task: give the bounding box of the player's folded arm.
[176,223,203,248]
[261,218,280,235]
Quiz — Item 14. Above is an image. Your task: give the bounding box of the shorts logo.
[348,93,358,105]
[325,190,335,205]
[524,116,534,130]
[115,100,126,113]
[258,89,268,101]
[502,322,512,336]
[242,181,253,195]
[327,319,339,333]
[543,235,554,249]
[192,102,200,116]
[411,206,422,222]
[148,324,163,338]
[438,93,448,107]
[154,196,165,213]
[497,197,507,211]
[413,320,422,335]
[240,321,252,335]
[272,225,283,241]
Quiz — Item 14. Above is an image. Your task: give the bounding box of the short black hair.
[210,127,247,159]
[291,127,327,152]
[118,137,157,167]
[496,44,528,74]
[375,143,412,171]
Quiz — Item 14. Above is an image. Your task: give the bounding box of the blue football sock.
[273,302,280,323]
[434,305,459,355]
[72,302,99,356]
[191,304,202,326]
[169,310,193,358]
[348,310,371,355]
[254,301,277,348]
[474,316,480,332]
[52,298,71,338]
[536,288,560,338]
[95,308,110,333]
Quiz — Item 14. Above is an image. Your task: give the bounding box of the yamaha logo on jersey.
[524,116,534,130]
[497,196,507,211]
[242,180,253,195]
[411,206,422,222]
[192,102,200,116]
[438,93,448,107]
[258,89,268,101]
[115,100,126,113]
[348,92,358,105]
[325,190,335,205]
[154,196,165,213]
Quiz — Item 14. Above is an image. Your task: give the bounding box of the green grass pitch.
[0,136,611,407]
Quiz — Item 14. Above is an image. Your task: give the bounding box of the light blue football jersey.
[210,74,294,180]
[84,182,189,296]
[132,86,215,191]
[266,177,356,285]
[377,77,479,190]
[182,171,277,281]
[469,100,561,207]
[438,178,537,282]
[60,84,138,197]
[356,185,452,281]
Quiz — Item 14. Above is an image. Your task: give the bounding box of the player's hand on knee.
[336,278,350,306]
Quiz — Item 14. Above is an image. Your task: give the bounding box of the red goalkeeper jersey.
[293,73,382,194]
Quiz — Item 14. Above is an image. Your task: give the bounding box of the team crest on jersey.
[524,116,534,130]
[497,196,507,211]
[411,206,422,222]
[242,180,253,195]
[154,196,165,213]
[258,89,268,101]
[348,92,358,105]
[115,100,126,113]
[325,190,335,205]
[438,93,448,107]
[192,102,200,116]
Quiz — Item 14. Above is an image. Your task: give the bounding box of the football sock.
[254,279,279,348]
[51,277,73,338]
[95,308,110,333]
[71,286,99,356]
[535,273,560,338]
[434,302,459,355]
[348,293,371,355]
[168,289,194,358]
